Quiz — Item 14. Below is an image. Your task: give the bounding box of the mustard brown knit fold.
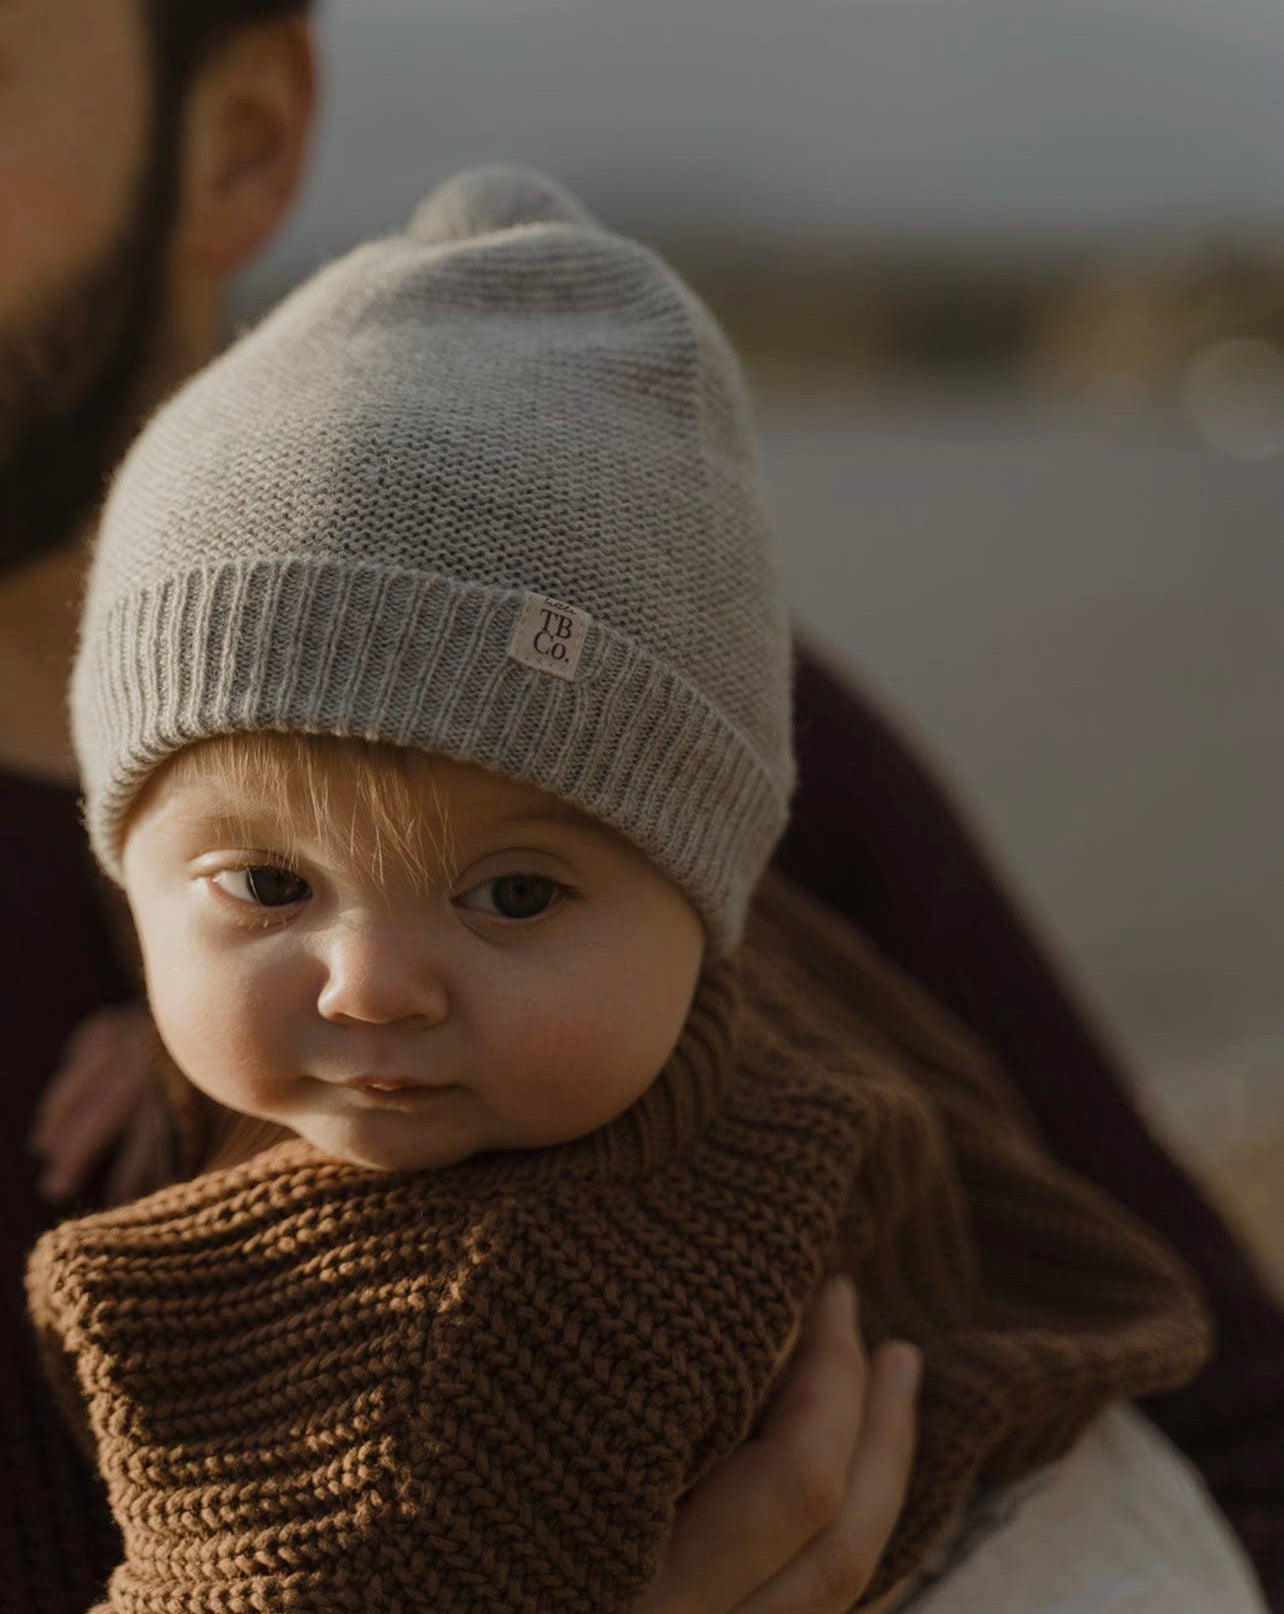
[27,872,1211,1614]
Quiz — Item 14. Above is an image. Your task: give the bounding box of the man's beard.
[0,117,181,577]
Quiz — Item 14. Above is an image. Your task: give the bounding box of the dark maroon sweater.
[0,768,127,1614]
[5,645,1282,1610]
[777,648,1284,1605]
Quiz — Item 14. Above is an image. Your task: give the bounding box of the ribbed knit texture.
[71,167,793,954]
[26,872,1211,1614]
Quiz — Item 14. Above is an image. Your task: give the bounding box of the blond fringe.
[135,733,458,893]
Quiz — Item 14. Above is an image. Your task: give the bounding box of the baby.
[29,169,1217,1614]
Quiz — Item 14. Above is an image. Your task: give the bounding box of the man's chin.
[0,325,165,579]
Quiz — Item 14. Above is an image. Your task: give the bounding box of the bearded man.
[1,5,1280,1612]
[0,7,314,1608]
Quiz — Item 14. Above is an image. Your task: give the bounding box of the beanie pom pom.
[408,165,599,247]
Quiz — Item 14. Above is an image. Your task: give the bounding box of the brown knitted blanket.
[26,871,1210,1614]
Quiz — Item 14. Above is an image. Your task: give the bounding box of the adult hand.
[28,1000,162,1205]
[635,1277,921,1614]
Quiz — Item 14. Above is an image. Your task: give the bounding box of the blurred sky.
[244,0,1284,299]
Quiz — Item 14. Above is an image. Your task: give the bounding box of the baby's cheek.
[150,966,284,1113]
[495,1020,661,1143]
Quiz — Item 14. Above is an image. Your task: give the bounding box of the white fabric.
[897,1402,1267,1614]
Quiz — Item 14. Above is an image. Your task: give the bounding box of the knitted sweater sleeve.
[23,1122,848,1614]
[23,1230,99,1471]
[397,1194,772,1611]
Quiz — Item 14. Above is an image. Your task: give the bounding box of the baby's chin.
[273,1080,654,1175]
[287,1100,490,1174]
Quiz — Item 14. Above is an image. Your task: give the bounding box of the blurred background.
[237,0,1283,1290]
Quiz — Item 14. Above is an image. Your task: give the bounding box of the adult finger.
[104,1096,168,1206]
[735,1338,921,1614]
[634,1277,867,1614]
[37,1063,151,1201]
[30,1009,132,1144]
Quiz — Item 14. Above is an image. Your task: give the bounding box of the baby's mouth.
[335,1075,457,1109]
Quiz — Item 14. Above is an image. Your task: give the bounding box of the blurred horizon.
[244,0,1284,303]
[238,0,1284,406]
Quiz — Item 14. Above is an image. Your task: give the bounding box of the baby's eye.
[455,874,562,921]
[213,865,311,908]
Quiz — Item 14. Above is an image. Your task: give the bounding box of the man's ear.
[170,17,318,279]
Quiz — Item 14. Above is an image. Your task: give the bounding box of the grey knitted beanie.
[72,166,794,954]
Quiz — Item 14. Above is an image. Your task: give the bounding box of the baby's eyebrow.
[485,805,608,840]
[173,802,286,837]
[155,789,307,849]
[493,806,581,827]
[172,819,289,856]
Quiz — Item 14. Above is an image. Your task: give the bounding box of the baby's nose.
[315,919,450,1028]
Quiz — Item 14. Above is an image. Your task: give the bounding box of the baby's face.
[121,744,705,1172]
